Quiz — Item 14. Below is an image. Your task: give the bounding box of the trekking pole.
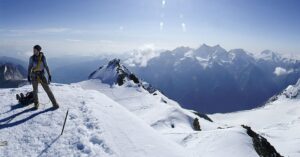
[61,109,69,135]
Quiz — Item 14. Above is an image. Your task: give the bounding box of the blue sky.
[0,0,299,58]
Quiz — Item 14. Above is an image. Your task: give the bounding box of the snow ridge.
[283,78,300,98]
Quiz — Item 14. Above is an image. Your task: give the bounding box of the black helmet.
[33,45,42,52]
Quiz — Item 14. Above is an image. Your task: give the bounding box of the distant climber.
[27,45,59,109]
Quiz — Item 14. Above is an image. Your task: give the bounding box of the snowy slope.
[210,78,300,157]
[0,84,190,157]
[164,127,259,157]
[77,80,266,157]
[77,59,284,157]
[0,80,283,157]
[0,81,266,157]
[82,59,219,132]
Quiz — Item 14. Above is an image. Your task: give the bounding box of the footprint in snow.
[90,135,114,155]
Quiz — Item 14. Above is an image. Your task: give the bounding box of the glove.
[27,75,31,84]
[48,75,52,84]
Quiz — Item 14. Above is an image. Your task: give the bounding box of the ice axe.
[61,109,69,135]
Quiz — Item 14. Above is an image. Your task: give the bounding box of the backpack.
[16,91,34,106]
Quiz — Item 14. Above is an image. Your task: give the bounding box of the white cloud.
[139,43,156,51]
[125,43,161,67]
[274,67,294,76]
[0,27,71,37]
[37,28,69,33]
[10,27,69,34]
[0,38,142,58]
[65,39,82,42]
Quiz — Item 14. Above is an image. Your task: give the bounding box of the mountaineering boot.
[52,103,59,109]
[16,94,20,101]
[20,93,24,99]
[34,103,39,110]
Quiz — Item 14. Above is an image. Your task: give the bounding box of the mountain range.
[124,44,300,113]
[1,44,299,114]
[1,58,299,156]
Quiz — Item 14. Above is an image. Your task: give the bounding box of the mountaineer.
[27,45,59,109]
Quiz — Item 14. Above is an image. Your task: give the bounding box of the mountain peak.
[172,46,192,53]
[261,49,277,55]
[89,59,156,92]
[195,44,228,60]
[89,58,133,86]
[258,50,282,62]
[228,49,250,57]
[201,43,209,47]
[107,58,121,69]
[198,44,225,51]
[212,44,221,49]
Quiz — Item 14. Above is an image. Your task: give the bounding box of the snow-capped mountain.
[124,44,300,113]
[256,50,284,62]
[0,64,25,81]
[0,61,27,88]
[89,58,156,93]
[0,59,286,156]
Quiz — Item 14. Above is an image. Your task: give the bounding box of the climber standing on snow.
[28,45,59,109]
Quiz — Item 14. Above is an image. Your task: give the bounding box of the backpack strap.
[33,53,43,72]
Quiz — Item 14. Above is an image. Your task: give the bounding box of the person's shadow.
[0,107,56,129]
[37,135,61,157]
[0,103,27,116]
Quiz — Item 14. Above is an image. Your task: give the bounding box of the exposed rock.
[193,118,201,131]
[241,125,282,157]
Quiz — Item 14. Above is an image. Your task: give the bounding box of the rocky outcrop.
[242,125,282,157]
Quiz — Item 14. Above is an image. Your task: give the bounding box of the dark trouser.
[31,73,58,106]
